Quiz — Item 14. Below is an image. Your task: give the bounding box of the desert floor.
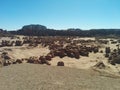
[0,36,120,90]
[0,64,120,90]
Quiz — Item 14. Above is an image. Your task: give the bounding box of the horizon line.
[0,24,120,31]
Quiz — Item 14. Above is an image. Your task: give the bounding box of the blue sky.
[0,0,120,30]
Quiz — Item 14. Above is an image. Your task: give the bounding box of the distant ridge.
[0,24,120,37]
[0,29,12,37]
[22,24,47,31]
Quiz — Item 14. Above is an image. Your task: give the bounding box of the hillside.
[9,24,120,37]
[0,29,12,37]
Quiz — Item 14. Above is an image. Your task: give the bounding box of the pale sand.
[0,37,120,74]
[0,64,120,90]
[0,37,120,90]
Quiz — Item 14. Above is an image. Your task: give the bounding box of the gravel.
[0,63,120,90]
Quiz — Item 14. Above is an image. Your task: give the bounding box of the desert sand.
[0,36,120,90]
[0,64,120,90]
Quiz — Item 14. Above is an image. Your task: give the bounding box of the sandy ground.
[0,37,120,74]
[0,64,120,90]
[0,37,120,90]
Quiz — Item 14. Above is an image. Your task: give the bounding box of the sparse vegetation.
[1,25,120,90]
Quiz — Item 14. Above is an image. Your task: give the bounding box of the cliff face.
[22,24,47,31]
[13,24,48,36]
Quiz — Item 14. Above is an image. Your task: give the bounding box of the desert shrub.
[57,61,64,66]
[16,59,22,64]
[105,47,111,54]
